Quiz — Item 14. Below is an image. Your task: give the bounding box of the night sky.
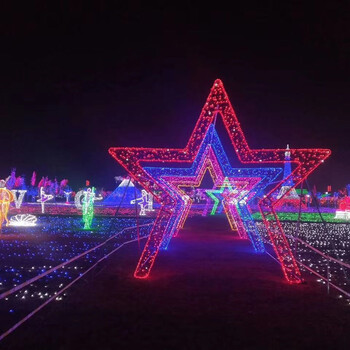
[0,2,349,191]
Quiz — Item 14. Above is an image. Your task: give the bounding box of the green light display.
[82,187,95,230]
[251,211,348,223]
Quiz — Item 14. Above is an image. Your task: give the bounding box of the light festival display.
[334,196,350,221]
[206,178,241,215]
[275,145,307,210]
[277,145,299,199]
[252,211,350,223]
[64,191,72,204]
[145,125,280,251]
[334,211,350,221]
[82,187,96,230]
[205,177,251,240]
[103,177,142,206]
[11,189,27,209]
[0,179,14,227]
[0,217,153,317]
[74,190,85,209]
[201,190,215,217]
[75,188,103,210]
[109,79,330,283]
[256,221,350,296]
[37,187,54,213]
[2,214,349,341]
[9,214,37,227]
[130,189,155,215]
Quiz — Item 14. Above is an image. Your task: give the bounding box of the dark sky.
[0,1,349,191]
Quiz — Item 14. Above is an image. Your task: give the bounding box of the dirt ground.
[2,216,350,350]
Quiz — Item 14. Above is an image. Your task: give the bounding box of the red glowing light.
[109,79,331,283]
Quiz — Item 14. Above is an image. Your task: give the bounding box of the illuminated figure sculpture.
[130,189,155,215]
[82,187,95,229]
[103,177,142,207]
[109,79,331,283]
[0,178,14,227]
[37,187,54,213]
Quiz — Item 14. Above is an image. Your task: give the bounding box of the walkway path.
[3,216,350,349]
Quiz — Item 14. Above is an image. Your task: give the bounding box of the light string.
[109,79,331,283]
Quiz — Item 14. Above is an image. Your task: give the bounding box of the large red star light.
[109,79,331,283]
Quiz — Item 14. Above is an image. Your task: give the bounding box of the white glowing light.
[74,190,85,209]
[74,189,102,209]
[37,187,54,213]
[64,191,72,204]
[9,214,37,227]
[94,193,103,201]
[11,190,27,209]
[130,189,154,216]
[334,211,350,221]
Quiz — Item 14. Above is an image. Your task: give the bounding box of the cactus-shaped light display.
[82,187,95,230]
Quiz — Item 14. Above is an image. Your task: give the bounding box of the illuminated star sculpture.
[145,125,281,252]
[206,178,240,215]
[109,79,331,283]
[206,177,255,242]
[159,151,259,241]
[201,190,216,216]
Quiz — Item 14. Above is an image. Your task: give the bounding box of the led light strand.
[82,187,95,230]
[145,125,280,253]
[130,190,155,216]
[109,79,330,283]
[64,191,72,204]
[37,187,54,214]
[9,214,37,227]
[11,190,27,209]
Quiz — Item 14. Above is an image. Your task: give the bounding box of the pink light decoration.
[30,171,36,187]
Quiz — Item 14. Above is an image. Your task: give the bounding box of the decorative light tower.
[277,145,300,200]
